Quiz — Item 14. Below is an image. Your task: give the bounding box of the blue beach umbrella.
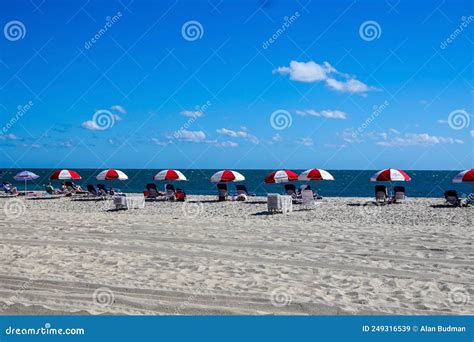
[13,170,39,193]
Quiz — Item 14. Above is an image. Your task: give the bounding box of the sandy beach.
[0,194,472,315]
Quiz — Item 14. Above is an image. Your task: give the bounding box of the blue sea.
[1,169,472,198]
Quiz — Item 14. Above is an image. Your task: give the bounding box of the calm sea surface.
[1,169,472,198]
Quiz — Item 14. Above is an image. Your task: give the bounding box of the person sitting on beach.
[71,182,83,192]
[45,182,56,194]
[3,181,18,195]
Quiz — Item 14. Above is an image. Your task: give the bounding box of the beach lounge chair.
[300,184,323,200]
[87,184,99,196]
[165,184,176,201]
[145,183,161,199]
[2,182,18,196]
[232,184,251,201]
[375,185,388,204]
[235,184,256,196]
[65,181,75,193]
[466,193,474,206]
[444,190,462,207]
[97,184,108,196]
[392,186,406,203]
[65,181,86,194]
[217,183,228,201]
[284,184,301,203]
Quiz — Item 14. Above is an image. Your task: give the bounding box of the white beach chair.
[375,185,388,204]
[280,195,293,214]
[301,190,316,208]
[392,186,406,203]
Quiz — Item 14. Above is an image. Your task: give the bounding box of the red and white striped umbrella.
[210,170,245,182]
[50,169,82,180]
[96,169,128,181]
[265,170,298,183]
[298,168,335,181]
[453,169,474,183]
[154,169,187,181]
[370,168,411,182]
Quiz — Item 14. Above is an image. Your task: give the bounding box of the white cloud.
[388,128,400,135]
[176,129,206,142]
[325,78,372,94]
[81,120,100,130]
[272,133,283,142]
[274,60,376,94]
[180,110,203,118]
[19,143,41,149]
[296,137,314,146]
[0,133,18,140]
[220,141,239,148]
[437,119,448,124]
[273,60,334,83]
[339,128,363,144]
[216,128,259,144]
[296,109,347,119]
[151,138,167,146]
[470,130,474,137]
[340,129,464,147]
[376,132,464,147]
[111,105,127,114]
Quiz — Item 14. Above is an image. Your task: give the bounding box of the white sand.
[0,194,472,315]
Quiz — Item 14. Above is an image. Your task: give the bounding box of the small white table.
[279,195,293,214]
[113,195,145,210]
[267,194,293,214]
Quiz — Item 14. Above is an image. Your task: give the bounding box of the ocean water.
[1,169,472,198]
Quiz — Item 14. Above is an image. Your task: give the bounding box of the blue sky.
[0,0,472,170]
